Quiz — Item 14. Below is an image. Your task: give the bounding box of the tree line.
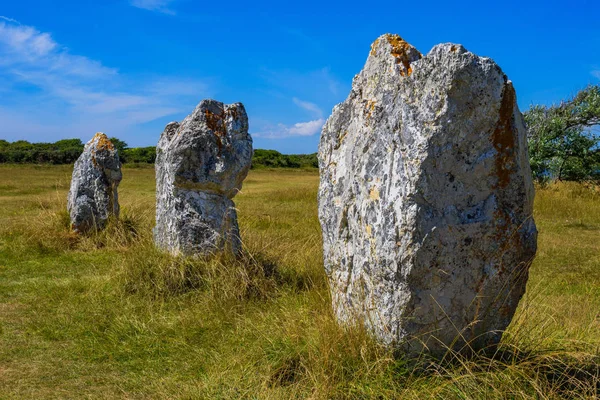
[1,85,598,180]
[0,139,318,169]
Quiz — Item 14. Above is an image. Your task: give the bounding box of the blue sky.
[1,0,599,154]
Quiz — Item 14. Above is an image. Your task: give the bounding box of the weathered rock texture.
[67,133,122,233]
[154,99,252,256]
[318,34,537,356]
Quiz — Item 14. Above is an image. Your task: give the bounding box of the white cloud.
[0,18,210,143]
[130,0,176,14]
[293,97,322,118]
[252,97,325,139]
[0,19,116,77]
[288,119,325,136]
[254,118,325,139]
[0,16,19,23]
[0,22,57,59]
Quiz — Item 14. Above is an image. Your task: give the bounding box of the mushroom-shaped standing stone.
[67,133,122,233]
[154,99,253,256]
[318,34,537,356]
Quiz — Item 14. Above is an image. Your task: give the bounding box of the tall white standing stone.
[67,133,122,233]
[154,99,253,256]
[318,34,537,356]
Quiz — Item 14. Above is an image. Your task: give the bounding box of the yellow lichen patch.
[365,100,376,119]
[90,133,115,168]
[366,224,372,236]
[369,186,379,201]
[93,132,114,151]
[369,38,380,56]
[337,130,348,145]
[384,34,422,76]
[370,236,377,257]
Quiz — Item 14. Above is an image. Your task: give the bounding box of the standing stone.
[154,99,252,256]
[318,34,537,356]
[67,133,122,233]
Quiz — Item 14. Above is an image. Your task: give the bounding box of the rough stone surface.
[318,34,537,356]
[67,133,122,233]
[154,99,252,256]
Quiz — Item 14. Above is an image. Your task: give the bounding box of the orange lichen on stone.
[489,82,523,247]
[204,109,226,137]
[205,109,229,153]
[492,82,517,189]
[91,133,115,167]
[365,100,376,119]
[93,132,114,151]
[370,38,380,56]
[384,34,422,76]
[450,45,457,52]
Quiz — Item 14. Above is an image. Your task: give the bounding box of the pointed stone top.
[369,34,422,76]
[89,132,115,151]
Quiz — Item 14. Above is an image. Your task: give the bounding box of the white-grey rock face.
[67,133,122,233]
[318,34,537,356]
[154,99,252,256]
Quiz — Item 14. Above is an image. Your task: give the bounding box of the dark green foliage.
[108,137,129,162]
[0,140,317,168]
[121,146,157,164]
[524,85,600,182]
[0,138,84,164]
[252,149,318,169]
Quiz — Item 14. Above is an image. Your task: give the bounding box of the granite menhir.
[67,133,122,233]
[318,34,537,356]
[154,99,253,256]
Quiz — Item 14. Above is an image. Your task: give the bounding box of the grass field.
[0,164,599,399]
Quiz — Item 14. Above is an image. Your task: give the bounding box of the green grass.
[0,164,599,399]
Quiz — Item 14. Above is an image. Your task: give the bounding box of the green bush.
[121,146,157,164]
[524,85,600,182]
[252,149,318,169]
[0,139,84,164]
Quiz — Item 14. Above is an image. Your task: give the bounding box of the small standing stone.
[154,99,253,256]
[318,34,537,356]
[67,133,122,233]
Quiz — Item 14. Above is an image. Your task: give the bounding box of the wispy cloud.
[0,22,57,59]
[293,97,322,118]
[253,118,325,139]
[0,16,19,23]
[252,96,326,139]
[592,70,600,79]
[0,18,210,143]
[0,19,116,78]
[129,0,176,15]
